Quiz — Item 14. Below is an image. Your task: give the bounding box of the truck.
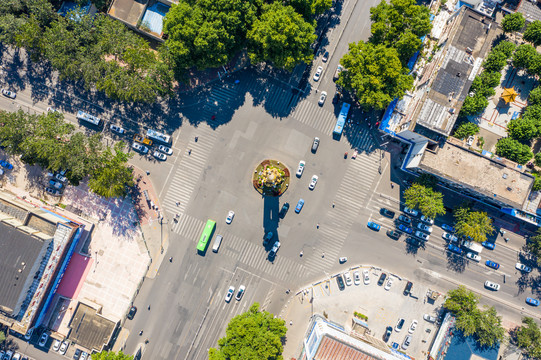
[462,240,483,254]
[133,134,153,146]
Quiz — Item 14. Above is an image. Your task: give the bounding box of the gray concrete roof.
[68,302,117,353]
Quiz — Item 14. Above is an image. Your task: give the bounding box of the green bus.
[197,219,216,252]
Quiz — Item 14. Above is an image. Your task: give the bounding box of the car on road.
[336,274,345,290]
[59,341,68,355]
[367,221,381,231]
[127,306,137,320]
[311,137,320,153]
[423,314,437,323]
[296,161,305,177]
[482,241,495,250]
[46,187,62,196]
[526,297,540,306]
[110,124,125,134]
[414,231,429,241]
[516,263,532,273]
[383,326,393,342]
[387,230,402,240]
[344,272,352,286]
[226,210,235,224]
[402,335,412,350]
[153,151,167,161]
[322,51,329,62]
[318,91,327,106]
[1,89,16,99]
[333,65,343,81]
[384,277,393,291]
[132,142,149,154]
[313,66,323,81]
[225,286,235,302]
[441,224,456,232]
[405,237,421,246]
[403,281,413,296]
[269,241,281,258]
[403,207,418,216]
[420,215,434,225]
[380,208,395,218]
[38,332,49,347]
[235,285,245,301]
[397,214,411,224]
[279,203,289,218]
[332,91,341,104]
[49,179,63,189]
[308,175,318,190]
[158,145,173,155]
[484,281,500,291]
[417,223,433,233]
[466,252,481,262]
[448,244,463,255]
[363,269,370,285]
[398,224,412,234]
[377,273,387,286]
[295,198,305,213]
[408,320,418,334]
[353,270,361,285]
[442,232,458,242]
[395,318,405,332]
[53,339,61,352]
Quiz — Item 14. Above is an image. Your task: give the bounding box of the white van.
[212,235,223,253]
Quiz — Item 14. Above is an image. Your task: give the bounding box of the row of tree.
[337,0,431,111]
[0,110,134,198]
[502,13,541,48]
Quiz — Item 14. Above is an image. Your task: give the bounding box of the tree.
[492,40,517,57]
[415,173,438,189]
[512,44,538,71]
[515,317,541,359]
[501,12,525,33]
[507,117,539,142]
[530,87,541,106]
[474,306,505,347]
[403,183,446,219]
[454,122,479,139]
[247,3,316,71]
[444,286,479,317]
[91,350,133,360]
[285,0,332,20]
[495,137,533,164]
[470,71,501,97]
[524,20,541,47]
[535,152,541,167]
[88,142,134,198]
[454,208,494,243]
[532,173,541,191]
[523,104,541,123]
[526,228,541,266]
[337,41,413,110]
[209,303,287,360]
[395,30,422,63]
[0,330,5,344]
[460,94,488,116]
[482,49,508,73]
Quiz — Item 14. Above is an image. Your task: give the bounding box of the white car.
[269,241,281,258]
[159,145,173,155]
[484,280,500,291]
[55,173,68,182]
[417,223,433,233]
[403,207,418,216]
[59,341,69,355]
[515,263,532,273]
[47,107,61,114]
[408,320,418,334]
[225,286,235,302]
[235,285,245,301]
[362,269,370,285]
[132,142,149,154]
[81,352,88,360]
[153,151,167,161]
[12,353,21,360]
[313,66,323,81]
[226,210,235,224]
[344,272,352,286]
[308,175,318,190]
[38,332,48,347]
[423,314,436,323]
[296,161,305,177]
[442,232,458,242]
[466,135,474,146]
[110,124,125,134]
[466,252,481,262]
[420,215,434,224]
[318,91,327,105]
[353,270,361,285]
[53,339,61,352]
[384,277,393,290]
[1,89,16,99]
[24,327,34,341]
[414,231,429,241]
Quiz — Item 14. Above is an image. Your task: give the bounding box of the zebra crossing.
[290,100,336,134]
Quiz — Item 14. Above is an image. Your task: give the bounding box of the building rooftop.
[418,142,534,209]
[518,0,541,23]
[108,0,148,27]
[67,302,117,353]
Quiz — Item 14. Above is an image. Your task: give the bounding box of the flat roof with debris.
[67,302,117,353]
[518,0,541,23]
[418,142,534,209]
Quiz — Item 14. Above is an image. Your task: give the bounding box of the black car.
[279,203,290,218]
[405,237,420,246]
[311,137,320,153]
[377,273,387,286]
[380,208,395,218]
[403,281,413,296]
[336,274,345,290]
[387,230,402,240]
[383,326,393,342]
[127,306,137,320]
[398,214,411,224]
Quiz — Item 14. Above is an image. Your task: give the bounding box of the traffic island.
[253,159,290,196]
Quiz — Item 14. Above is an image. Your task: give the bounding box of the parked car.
[363,270,370,285]
[127,306,137,320]
[395,318,405,332]
[74,349,82,360]
[526,297,540,306]
[353,270,361,285]
[384,277,393,290]
[322,51,329,62]
[403,207,418,216]
[1,89,16,99]
[417,223,433,233]
[397,214,411,224]
[132,142,149,154]
[4,351,13,360]
[420,215,434,225]
[377,273,387,286]
[158,145,173,155]
[367,221,381,231]
[38,332,49,347]
[153,151,167,161]
[466,252,481,262]
[313,66,323,81]
[225,210,235,224]
[24,328,34,341]
[311,137,320,153]
[402,335,412,350]
[59,341,69,355]
[405,237,421,246]
[344,272,353,286]
[380,208,395,218]
[225,286,235,302]
[296,160,305,177]
[403,281,413,296]
[318,91,327,106]
[46,187,62,196]
[308,175,318,190]
[484,280,500,291]
[235,285,246,301]
[414,231,429,241]
[442,232,458,242]
[49,179,63,189]
[279,203,289,218]
[423,314,437,323]
[515,263,532,273]
[441,224,456,232]
[81,352,88,360]
[53,340,61,352]
[398,224,413,234]
[336,274,345,290]
[295,198,305,213]
[110,124,125,134]
[333,65,343,81]
[383,326,393,342]
[55,173,67,183]
[408,320,418,334]
[12,353,21,360]
[387,230,402,240]
[263,231,273,245]
[0,160,13,169]
[448,244,463,255]
[482,241,495,250]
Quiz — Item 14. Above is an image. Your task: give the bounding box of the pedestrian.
[148,305,151,310]
[290,321,293,325]
[176,202,180,206]
[195,136,198,142]
[322,252,325,258]
[332,202,335,208]
[316,223,320,229]
[188,149,192,155]
[146,171,150,175]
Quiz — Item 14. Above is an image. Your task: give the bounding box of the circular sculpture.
[253,160,290,196]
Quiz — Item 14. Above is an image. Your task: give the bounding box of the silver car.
[153,151,166,161]
[1,89,16,99]
[484,280,500,291]
[308,175,318,190]
[318,91,327,105]
[313,66,323,81]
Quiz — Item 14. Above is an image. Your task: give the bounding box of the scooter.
[352,150,358,159]
[344,152,348,159]
[339,257,347,264]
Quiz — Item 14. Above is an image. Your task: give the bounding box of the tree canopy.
[515,317,541,359]
[91,351,133,360]
[285,0,333,20]
[529,87,541,106]
[495,137,534,164]
[453,122,479,140]
[247,3,316,71]
[501,12,525,33]
[524,20,541,47]
[403,183,445,219]
[337,41,413,110]
[507,117,539,142]
[526,228,541,266]
[512,44,538,71]
[209,302,287,360]
[454,207,494,243]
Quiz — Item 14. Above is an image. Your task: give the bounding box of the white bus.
[76,110,101,126]
[146,129,171,144]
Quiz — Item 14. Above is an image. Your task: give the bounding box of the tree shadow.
[446,251,467,273]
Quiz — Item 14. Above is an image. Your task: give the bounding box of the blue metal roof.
[141,2,170,35]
